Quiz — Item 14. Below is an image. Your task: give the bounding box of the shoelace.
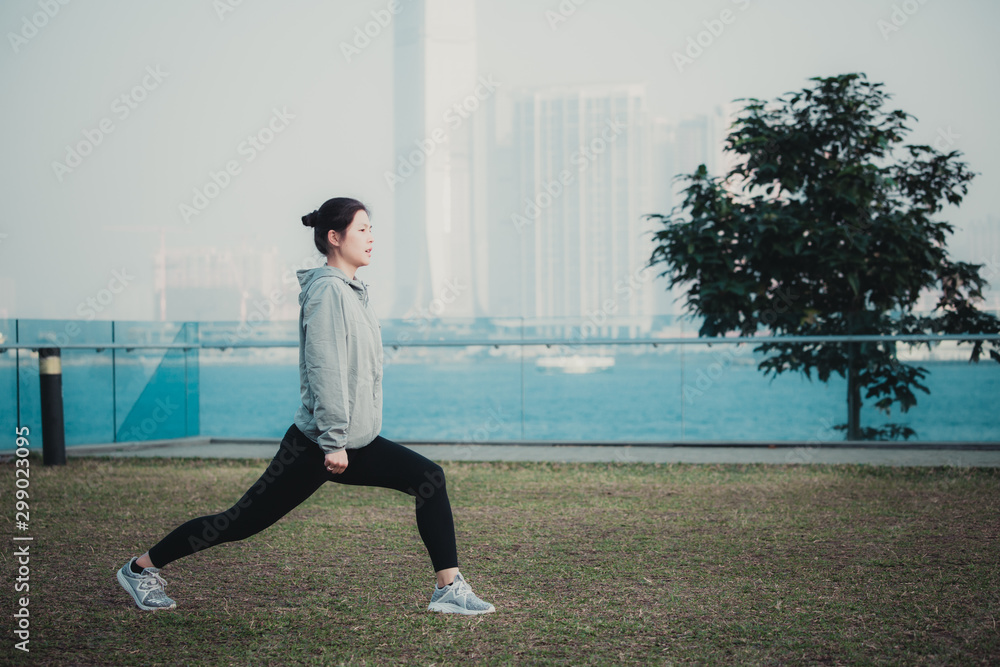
[449,577,474,603]
[137,570,169,592]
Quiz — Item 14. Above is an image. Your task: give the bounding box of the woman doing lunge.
[116,197,495,616]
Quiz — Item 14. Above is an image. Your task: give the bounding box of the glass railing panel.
[381,343,522,442]
[522,342,685,442]
[1,317,17,437]
[678,343,842,442]
[113,348,190,441]
[113,321,199,442]
[518,315,686,442]
[0,317,15,347]
[63,347,115,445]
[852,356,1000,442]
[678,339,1000,443]
[14,318,113,348]
[197,320,297,349]
[198,345,300,439]
[2,317,997,448]
[12,319,115,447]
[379,316,525,346]
[0,347,17,441]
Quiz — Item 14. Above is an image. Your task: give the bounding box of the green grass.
[2,455,998,665]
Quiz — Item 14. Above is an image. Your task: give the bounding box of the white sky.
[1,0,998,320]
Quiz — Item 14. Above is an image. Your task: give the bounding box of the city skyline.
[509,82,655,330]
[391,0,487,322]
[1,0,998,322]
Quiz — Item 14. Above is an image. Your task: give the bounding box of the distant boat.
[535,354,615,374]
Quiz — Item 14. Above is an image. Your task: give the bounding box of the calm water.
[5,354,999,446]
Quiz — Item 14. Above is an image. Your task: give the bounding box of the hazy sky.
[2,0,998,321]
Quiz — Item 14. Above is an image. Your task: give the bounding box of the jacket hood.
[297,265,369,308]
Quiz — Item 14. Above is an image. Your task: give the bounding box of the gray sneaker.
[116,557,177,610]
[427,571,495,615]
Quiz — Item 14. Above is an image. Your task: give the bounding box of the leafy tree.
[646,73,999,440]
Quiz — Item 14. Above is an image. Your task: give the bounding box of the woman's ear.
[327,229,340,248]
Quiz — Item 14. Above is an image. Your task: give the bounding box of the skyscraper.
[482,88,521,318]
[647,104,742,316]
[161,245,285,322]
[649,116,682,317]
[391,0,486,321]
[510,83,655,336]
[672,104,740,180]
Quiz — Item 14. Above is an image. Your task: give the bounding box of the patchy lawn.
[1,455,998,665]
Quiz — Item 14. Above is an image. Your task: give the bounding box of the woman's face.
[329,210,374,268]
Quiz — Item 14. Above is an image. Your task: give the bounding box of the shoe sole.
[427,601,495,615]
[116,567,176,611]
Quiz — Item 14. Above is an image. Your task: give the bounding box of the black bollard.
[39,347,66,466]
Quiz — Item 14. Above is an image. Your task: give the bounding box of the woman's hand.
[324,449,348,474]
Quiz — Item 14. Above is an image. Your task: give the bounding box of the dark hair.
[301,197,370,255]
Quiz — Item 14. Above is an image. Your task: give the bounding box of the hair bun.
[302,210,319,228]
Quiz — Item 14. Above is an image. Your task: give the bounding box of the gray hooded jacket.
[293,264,383,454]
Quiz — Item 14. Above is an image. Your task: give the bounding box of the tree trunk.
[846,341,862,440]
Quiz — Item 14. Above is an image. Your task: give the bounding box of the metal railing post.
[39,347,66,466]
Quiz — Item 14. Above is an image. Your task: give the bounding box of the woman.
[116,197,495,616]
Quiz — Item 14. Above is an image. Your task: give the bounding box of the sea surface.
[5,350,998,446]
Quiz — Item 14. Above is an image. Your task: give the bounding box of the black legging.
[147,424,458,572]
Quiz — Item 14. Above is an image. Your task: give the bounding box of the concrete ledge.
[401,440,1000,451]
[4,442,994,467]
[406,445,1000,468]
[3,436,213,457]
[2,436,999,459]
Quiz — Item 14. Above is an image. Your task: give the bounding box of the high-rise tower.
[511,83,655,336]
[392,0,486,320]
